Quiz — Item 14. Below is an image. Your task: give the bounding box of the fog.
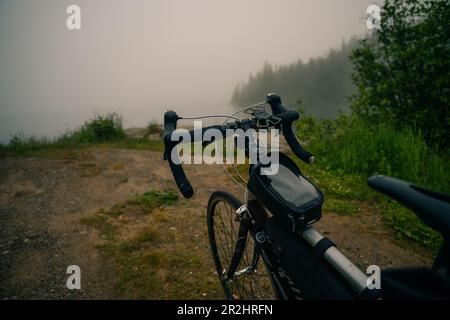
[0,0,375,143]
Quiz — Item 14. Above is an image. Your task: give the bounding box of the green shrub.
[295,115,448,251]
[297,115,450,193]
[0,113,127,157]
[147,121,163,136]
[351,0,450,148]
[74,113,125,143]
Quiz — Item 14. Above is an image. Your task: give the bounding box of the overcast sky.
[0,0,377,142]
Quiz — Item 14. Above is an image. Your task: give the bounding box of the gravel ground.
[0,147,432,299]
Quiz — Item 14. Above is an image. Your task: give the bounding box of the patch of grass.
[118,227,160,253]
[80,210,117,241]
[147,121,163,136]
[141,250,169,265]
[323,198,360,216]
[79,163,104,177]
[80,203,165,297]
[0,137,164,158]
[0,134,83,157]
[110,161,125,171]
[80,211,107,226]
[378,200,443,253]
[152,210,170,223]
[298,164,371,201]
[79,189,220,299]
[114,254,160,295]
[119,176,129,184]
[33,148,93,161]
[133,189,179,211]
[294,114,448,252]
[112,247,210,299]
[132,227,160,243]
[297,115,450,193]
[106,204,125,218]
[0,113,165,158]
[109,138,164,152]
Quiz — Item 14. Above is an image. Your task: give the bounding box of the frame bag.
[248,152,323,233]
[264,218,357,299]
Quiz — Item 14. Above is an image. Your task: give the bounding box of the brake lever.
[256,116,282,129]
[256,119,269,128]
[268,116,282,126]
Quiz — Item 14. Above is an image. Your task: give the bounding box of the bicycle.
[163,93,450,300]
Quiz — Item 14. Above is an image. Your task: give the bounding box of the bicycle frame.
[164,95,449,300]
[224,193,377,300]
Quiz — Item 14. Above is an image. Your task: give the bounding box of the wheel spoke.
[216,203,233,261]
[208,193,276,300]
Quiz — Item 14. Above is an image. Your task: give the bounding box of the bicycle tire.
[207,191,276,300]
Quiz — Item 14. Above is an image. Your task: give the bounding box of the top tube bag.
[248,152,323,233]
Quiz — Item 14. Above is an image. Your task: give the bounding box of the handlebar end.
[266,93,281,106]
[183,188,194,199]
[164,110,180,127]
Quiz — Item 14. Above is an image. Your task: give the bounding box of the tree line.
[231,38,358,118]
[232,0,449,149]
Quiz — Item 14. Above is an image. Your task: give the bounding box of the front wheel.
[207,191,276,299]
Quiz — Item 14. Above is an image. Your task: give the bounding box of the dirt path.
[0,147,432,299]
